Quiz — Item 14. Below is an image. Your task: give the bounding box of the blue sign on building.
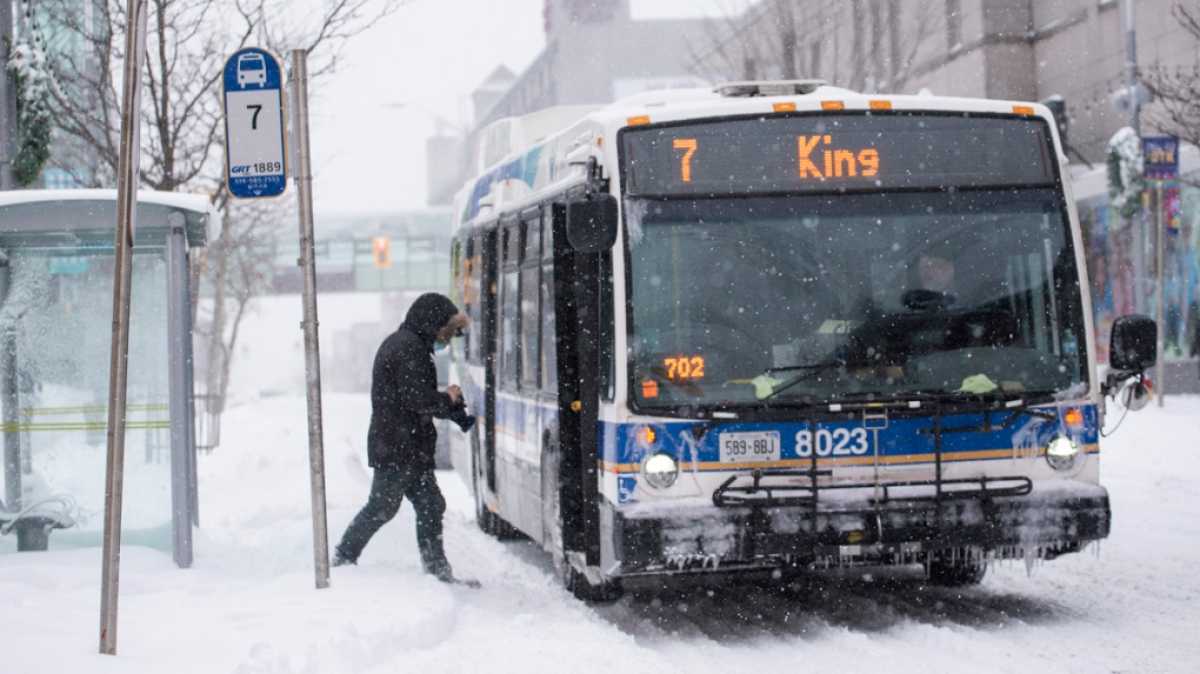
[222,48,288,199]
[1143,135,1180,181]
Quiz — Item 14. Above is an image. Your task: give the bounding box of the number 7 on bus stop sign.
[223,48,287,199]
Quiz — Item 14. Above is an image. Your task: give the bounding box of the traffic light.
[372,236,391,269]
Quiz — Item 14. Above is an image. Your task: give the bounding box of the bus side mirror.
[1109,315,1156,373]
[566,194,618,254]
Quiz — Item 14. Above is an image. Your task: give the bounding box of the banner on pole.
[1142,135,1179,180]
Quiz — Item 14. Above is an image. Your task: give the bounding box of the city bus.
[447,80,1157,600]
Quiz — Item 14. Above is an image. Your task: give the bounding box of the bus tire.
[927,556,988,587]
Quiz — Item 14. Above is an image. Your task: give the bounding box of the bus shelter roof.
[0,189,212,251]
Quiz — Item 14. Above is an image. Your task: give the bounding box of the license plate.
[719,431,781,463]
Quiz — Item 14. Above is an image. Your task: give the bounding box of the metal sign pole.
[100,0,149,655]
[1155,180,1166,406]
[288,49,330,590]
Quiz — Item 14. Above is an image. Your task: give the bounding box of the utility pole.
[99,0,149,655]
[289,48,330,590]
[1122,0,1140,134]
[0,0,17,190]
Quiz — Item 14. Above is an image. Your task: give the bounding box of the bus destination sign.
[621,113,1055,197]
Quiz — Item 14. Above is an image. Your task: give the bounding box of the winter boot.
[420,544,480,588]
[332,549,356,567]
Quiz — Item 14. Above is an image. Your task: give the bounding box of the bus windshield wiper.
[899,387,1059,407]
[757,360,846,402]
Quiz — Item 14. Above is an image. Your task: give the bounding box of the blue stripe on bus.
[467,381,1097,473]
[601,405,1098,467]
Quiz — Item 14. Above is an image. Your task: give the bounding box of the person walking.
[333,293,477,586]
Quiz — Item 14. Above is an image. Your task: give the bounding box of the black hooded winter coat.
[367,293,461,470]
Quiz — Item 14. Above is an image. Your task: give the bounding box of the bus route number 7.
[673,138,697,183]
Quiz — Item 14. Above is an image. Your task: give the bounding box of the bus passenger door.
[550,204,586,559]
[556,202,605,567]
[482,229,499,492]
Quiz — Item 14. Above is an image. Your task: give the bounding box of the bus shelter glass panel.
[1,247,171,554]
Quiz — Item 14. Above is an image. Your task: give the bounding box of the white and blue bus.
[447,81,1157,600]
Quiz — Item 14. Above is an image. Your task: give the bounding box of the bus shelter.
[0,190,210,567]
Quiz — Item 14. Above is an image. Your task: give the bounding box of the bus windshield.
[624,189,1089,410]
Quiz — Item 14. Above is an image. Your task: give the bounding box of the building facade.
[694,0,1197,164]
[426,0,711,205]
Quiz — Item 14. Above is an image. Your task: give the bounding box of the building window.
[946,0,962,50]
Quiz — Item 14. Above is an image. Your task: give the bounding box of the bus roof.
[454,81,1064,229]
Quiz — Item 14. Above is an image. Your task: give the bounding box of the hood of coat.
[401,293,459,344]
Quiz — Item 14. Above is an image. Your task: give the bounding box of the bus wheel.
[564,564,623,603]
[927,555,988,587]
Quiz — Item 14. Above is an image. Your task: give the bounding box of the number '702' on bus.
[446,80,1158,600]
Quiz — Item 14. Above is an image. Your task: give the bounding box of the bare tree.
[1142,3,1200,153]
[689,0,938,94]
[41,0,402,435]
[195,193,290,413]
[43,0,401,190]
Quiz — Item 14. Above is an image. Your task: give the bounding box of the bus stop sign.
[222,48,287,199]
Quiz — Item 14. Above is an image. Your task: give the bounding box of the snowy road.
[3,390,1198,673]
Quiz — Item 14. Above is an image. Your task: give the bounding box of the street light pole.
[1122,0,1140,135]
[1120,0,1149,314]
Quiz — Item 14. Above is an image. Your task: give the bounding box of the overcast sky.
[308,0,731,222]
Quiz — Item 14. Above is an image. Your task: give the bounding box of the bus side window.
[450,238,465,362]
[520,216,542,390]
[499,224,520,389]
[465,236,481,364]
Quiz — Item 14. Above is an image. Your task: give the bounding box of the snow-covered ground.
[3,294,1199,673]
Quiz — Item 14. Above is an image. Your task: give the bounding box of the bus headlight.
[642,453,679,490]
[1046,436,1080,471]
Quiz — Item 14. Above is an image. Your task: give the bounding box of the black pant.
[336,465,446,565]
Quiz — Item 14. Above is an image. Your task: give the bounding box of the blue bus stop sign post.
[1142,135,1177,406]
[222,48,287,199]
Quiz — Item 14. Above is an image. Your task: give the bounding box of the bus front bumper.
[602,480,1110,577]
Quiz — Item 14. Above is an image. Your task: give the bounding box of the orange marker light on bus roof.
[773,102,797,113]
[1064,407,1084,429]
[627,115,651,127]
[869,99,892,111]
[821,100,845,111]
[1013,105,1035,116]
[641,379,659,399]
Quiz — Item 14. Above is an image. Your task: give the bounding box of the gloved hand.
[448,403,475,432]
